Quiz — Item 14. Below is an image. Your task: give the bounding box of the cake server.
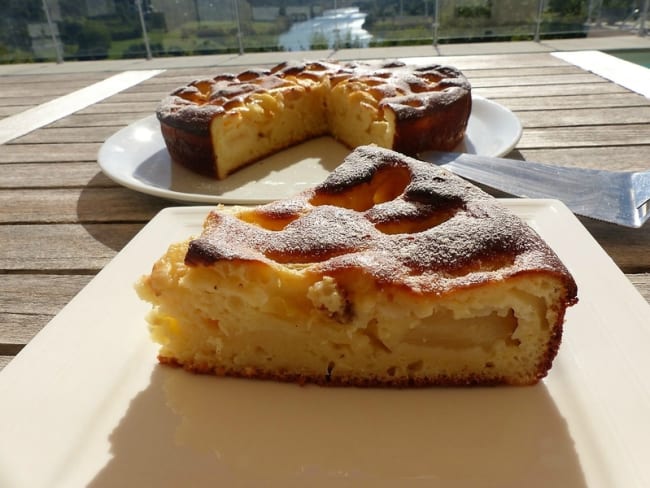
[420,151,650,228]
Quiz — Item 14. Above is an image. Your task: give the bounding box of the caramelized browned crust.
[156,60,472,177]
[159,123,216,177]
[186,145,578,302]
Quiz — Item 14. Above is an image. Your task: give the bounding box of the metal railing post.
[640,0,649,36]
[135,0,152,60]
[41,0,63,63]
[232,0,244,55]
[534,0,545,42]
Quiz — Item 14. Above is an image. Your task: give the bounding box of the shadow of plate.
[75,171,169,253]
[88,367,587,488]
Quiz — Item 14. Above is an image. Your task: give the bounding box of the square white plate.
[1,201,649,488]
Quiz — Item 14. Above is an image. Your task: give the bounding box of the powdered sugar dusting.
[186,146,576,297]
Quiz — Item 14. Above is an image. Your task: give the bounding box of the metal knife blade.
[419,151,650,228]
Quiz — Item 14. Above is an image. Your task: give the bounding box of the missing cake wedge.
[136,145,577,387]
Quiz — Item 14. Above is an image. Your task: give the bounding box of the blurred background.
[0,0,647,64]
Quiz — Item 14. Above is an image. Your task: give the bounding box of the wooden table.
[1,52,649,370]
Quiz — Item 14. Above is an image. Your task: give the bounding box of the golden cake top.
[185,145,578,300]
[156,60,471,135]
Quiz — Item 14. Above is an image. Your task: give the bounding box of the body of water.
[279,7,372,51]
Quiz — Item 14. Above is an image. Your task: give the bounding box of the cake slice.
[136,145,577,386]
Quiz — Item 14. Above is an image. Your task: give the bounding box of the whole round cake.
[156,60,472,180]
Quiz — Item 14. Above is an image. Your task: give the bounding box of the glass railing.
[0,0,647,64]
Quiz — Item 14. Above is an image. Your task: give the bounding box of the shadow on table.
[76,171,168,253]
[88,366,588,488]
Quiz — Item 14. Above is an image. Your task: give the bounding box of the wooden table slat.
[0,143,100,163]
[48,112,152,128]
[519,124,650,148]
[10,126,122,144]
[516,106,650,127]
[515,145,650,171]
[0,275,93,335]
[1,223,145,271]
[0,162,112,188]
[476,82,629,99]
[494,92,650,111]
[78,102,158,115]
[0,187,166,223]
[0,356,13,371]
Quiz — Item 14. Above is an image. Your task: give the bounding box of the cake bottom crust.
[157,355,511,388]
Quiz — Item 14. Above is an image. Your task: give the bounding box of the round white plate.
[97,96,522,204]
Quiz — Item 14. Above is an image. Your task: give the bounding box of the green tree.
[310,31,328,49]
[76,20,111,59]
[547,0,586,16]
